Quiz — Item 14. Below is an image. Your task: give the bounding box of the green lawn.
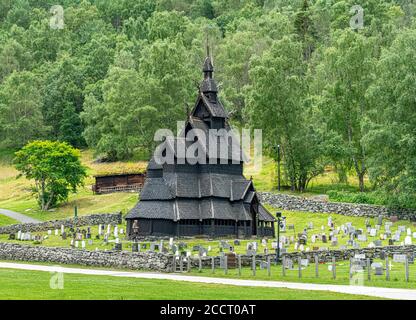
[188,257,416,289]
[0,214,17,226]
[0,268,383,300]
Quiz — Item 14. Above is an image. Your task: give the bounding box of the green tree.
[0,71,48,148]
[14,140,87,211]
[246,36,325,191]
[363,27,416,207]
[312,29,377,191]
[42,53,85,147]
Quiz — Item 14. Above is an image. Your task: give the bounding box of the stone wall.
[0,242,172,272]
[280,245,416,263]
[0,213,123,234]
[258,192,416,219]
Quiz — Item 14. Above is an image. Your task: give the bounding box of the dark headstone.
[8,234,15,240]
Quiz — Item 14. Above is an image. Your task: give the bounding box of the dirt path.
[0,209,40,224]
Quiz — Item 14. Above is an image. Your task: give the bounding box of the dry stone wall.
[0,213,122,234]
[259,192,416,219]
[0,242,172,272]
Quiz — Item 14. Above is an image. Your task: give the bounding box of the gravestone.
[374,240,382,247]
[234,239,240,246]
[405,236,412,245]
[393,254,407,263]
[300,259,309,267]
[390,216,398,223]
[357,234,367,242]
[284,258,294,269]
[132,243,139,252]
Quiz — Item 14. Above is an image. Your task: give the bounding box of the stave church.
[125,53,275,238]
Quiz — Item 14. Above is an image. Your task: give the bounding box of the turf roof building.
[125,54,275,238]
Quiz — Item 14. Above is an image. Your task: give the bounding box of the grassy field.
[0,147,382,224]
[0,214,17,226]
[0,149,142,221]
[0,268,383,300]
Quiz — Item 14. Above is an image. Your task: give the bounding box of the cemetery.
[2,207,416,289]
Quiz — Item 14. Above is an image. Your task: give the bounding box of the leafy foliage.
[0,0,415,207]
[14,140,87,210]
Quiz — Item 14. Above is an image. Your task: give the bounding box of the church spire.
[200,46,218,95]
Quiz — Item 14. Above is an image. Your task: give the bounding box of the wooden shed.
[92,173,146,194]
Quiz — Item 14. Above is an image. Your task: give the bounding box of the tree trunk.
[358,172,365,192]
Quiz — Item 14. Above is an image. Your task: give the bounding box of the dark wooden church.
[125,54,275,238]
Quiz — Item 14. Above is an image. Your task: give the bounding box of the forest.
[0,0,415,208]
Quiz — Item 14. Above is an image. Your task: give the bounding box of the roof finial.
[206,33,210,58]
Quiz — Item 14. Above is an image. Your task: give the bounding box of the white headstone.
[354,253,366,259]
[407,228,411,236]
[61,225,64,234]
[54,229,59,236]
[405,236,412,245]
[370,229,377,237]
[98,224,102,235]
[393,254,407,263]
[75,240,79,248]
[47,230,52,235]
[357,234,367,242]
[81,240,86,249]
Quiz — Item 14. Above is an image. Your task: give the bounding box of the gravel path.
[0,209,40,224]
[1,262,415,300]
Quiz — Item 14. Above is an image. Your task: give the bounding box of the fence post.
[187,257,191,272]
[211,256,215,274]
[405,255,409,282]
[224,255,228,275]
[349,257,352,279]
[332,256,336,280]
[252,255,256,276]
[298,256,302,278]
[367,258,371,281]
[172,255,176,272]
[385,256,390,281]
[238,254,241,276]
[198,256,202,272]
[315,255,319,278]
[267,255,271,277]
[180,256,183,272]
[282,255,286,277]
